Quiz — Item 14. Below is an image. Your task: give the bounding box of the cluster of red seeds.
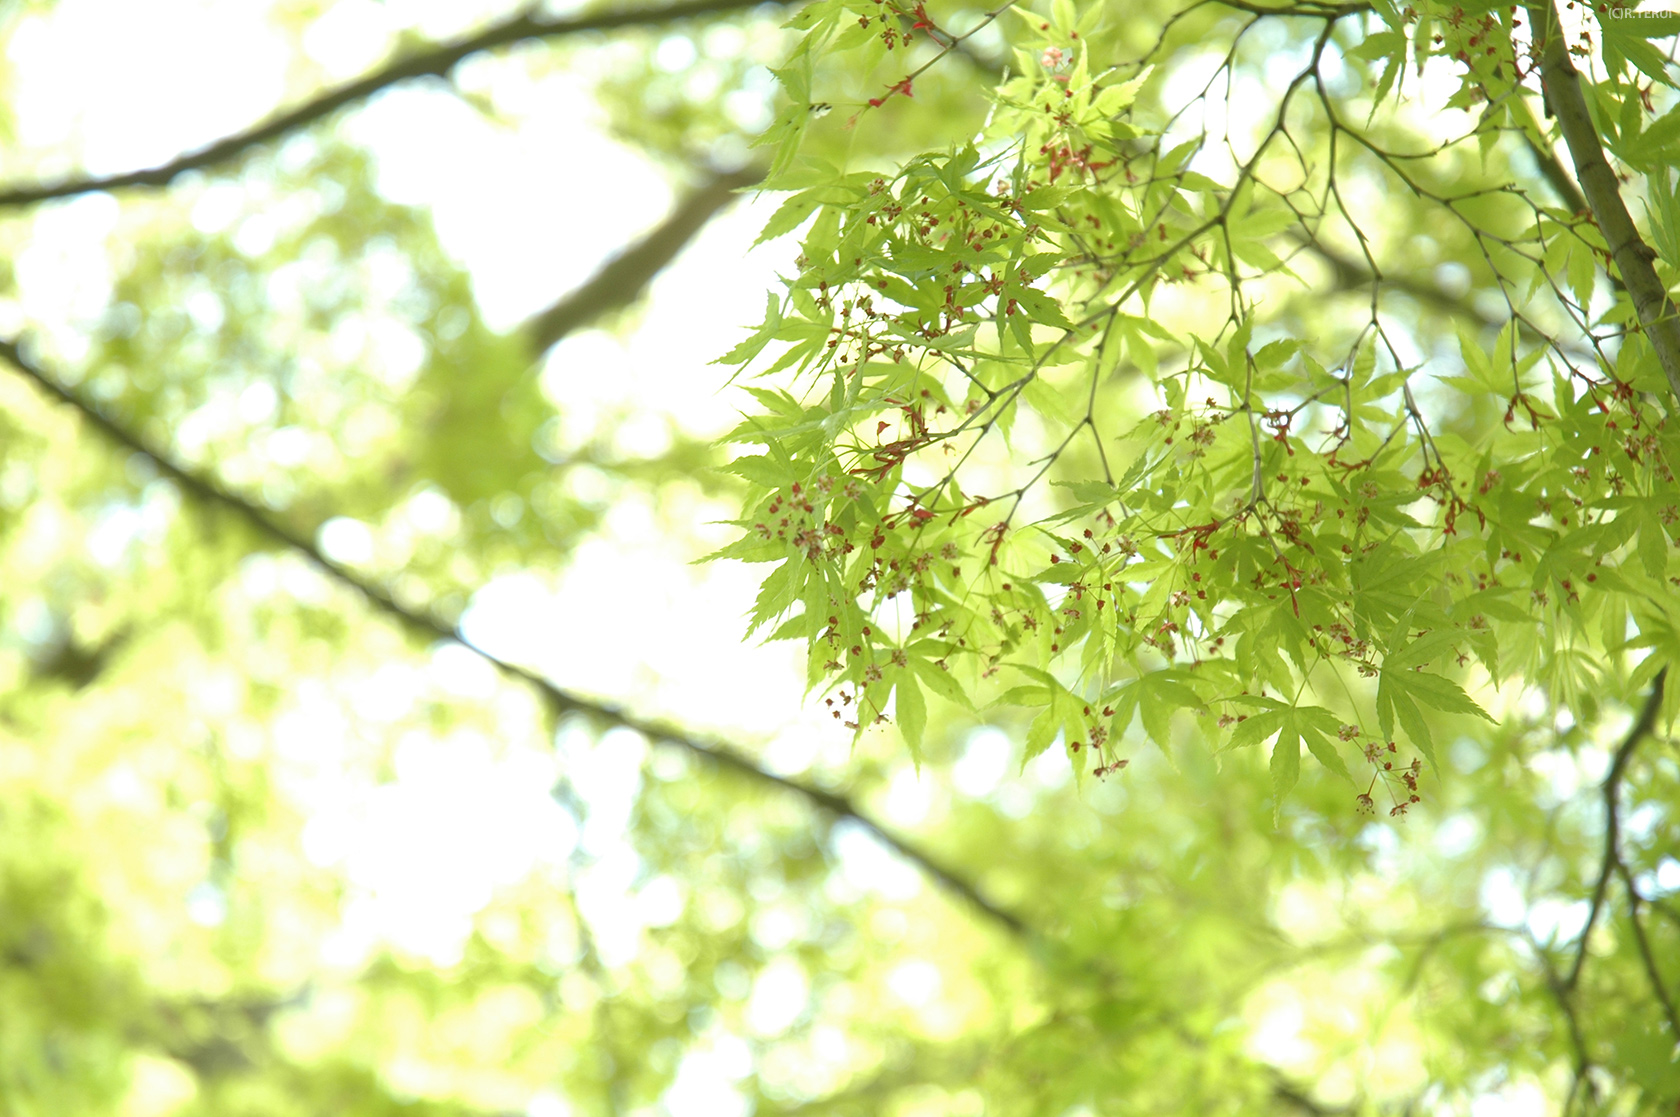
[1350,730,1424,817]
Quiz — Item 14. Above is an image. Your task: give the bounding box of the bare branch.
[0,335,1028,943]
[1524,0,1680,398]
[526,166,763,359]
[0,0,789,210]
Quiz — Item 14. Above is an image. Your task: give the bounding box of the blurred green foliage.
[0,0,1671,1115]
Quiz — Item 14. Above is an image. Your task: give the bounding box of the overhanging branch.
[1523,0,1680,399]
[0,335,1028,942]
[0,0,789,210]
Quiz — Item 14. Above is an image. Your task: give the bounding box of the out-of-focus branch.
[1513,97,1590,217]
[1527,672,1668,1114]
[1298,233,1600,364]
[146,989,311,1078]
[1614,860,1680,1036]
[0,336,1029,943]
[525,166,762,359]
[1302,233,1489,322]
[1566,667,1666,991]
[0,0,790,210]
[1524,0,1680,398]
[1533,929,1595,1110]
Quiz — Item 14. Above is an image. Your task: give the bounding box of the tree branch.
[0,0,789,210]
[1614,860,1680,1037]
[0,335,1028,942]
[1566,666,1666,991]
[1532,930,1596,1109]
[1513,96,1590,217]
[1297,233,1600,364]
[1523,0,1680,399]
[526,166,762,359]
